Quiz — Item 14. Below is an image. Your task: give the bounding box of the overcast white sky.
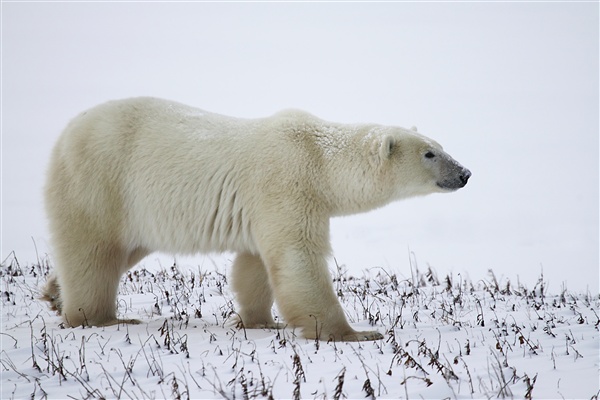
[2,2,598,293]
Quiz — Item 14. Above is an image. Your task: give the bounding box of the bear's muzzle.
[437,167,471,191]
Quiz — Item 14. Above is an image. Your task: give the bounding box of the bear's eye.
[424,151,435,159]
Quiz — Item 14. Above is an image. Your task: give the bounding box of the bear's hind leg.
[56,241,139,327]
[230,252,279,329]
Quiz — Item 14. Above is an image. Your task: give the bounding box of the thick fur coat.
[43,97,471,341]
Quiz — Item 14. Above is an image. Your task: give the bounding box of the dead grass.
[1,252,599,399]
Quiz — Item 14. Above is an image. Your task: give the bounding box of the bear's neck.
[316,129,396,217]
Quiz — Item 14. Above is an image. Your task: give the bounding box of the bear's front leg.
[261,245,383,342]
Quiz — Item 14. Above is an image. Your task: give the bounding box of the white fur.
[43,97,470,341]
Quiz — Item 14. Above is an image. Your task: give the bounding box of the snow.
[1,257,598,399]
[1,2,599,398]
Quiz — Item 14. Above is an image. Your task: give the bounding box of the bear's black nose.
[460,169,472,186]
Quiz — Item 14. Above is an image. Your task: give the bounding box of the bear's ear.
[411,126,418,132]
[381,135,395,159]
[370,135,395,167]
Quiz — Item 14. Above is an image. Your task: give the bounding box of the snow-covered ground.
[1,255,598,399]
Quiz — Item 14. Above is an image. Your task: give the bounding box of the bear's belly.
[122,199,258,256]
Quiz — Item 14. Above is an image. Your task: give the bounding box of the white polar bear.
[42,97,471,341]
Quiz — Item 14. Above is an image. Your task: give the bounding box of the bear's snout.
[437,166,472,191]
[460,169,472,186]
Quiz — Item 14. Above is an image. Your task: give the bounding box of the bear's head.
[369,127,471,201]
[309,120,471,216]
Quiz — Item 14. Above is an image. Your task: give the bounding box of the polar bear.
[42,97,471,341]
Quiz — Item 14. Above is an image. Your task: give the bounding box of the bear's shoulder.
[270,109,319,125]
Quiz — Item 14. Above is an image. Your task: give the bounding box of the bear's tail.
[41,274,63,315]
